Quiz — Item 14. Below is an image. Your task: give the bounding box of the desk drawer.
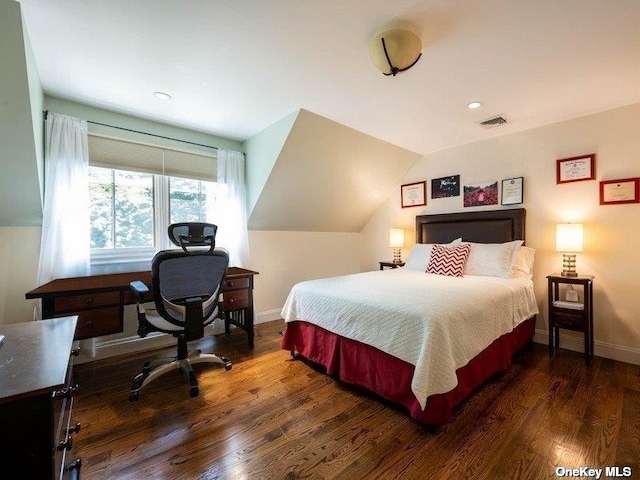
[223,277,249,290]
[73,307,122,339]
[55,292,120,312]
[223,289,249,310]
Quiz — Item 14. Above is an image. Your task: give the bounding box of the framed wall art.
[401,181,426,208]
[599,177,640,205]
[431,175,460,199]
[501,177,523,205]
[463,181,498,207]
[556,154,595,184]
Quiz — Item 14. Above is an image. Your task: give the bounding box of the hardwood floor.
[73,320,640,479]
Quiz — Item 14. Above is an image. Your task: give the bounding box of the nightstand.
[547,274,594,365]
[379,261,405,270]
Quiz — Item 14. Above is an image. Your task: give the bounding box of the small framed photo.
[599,177,640,205]
[463,181,498,207]
[401,181,426,208]
[431,175,460,199]
[556,154,596,184]
[501,177,524,205]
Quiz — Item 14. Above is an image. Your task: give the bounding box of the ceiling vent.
[476,115,507,129]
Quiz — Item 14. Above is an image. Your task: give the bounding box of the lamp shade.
[556,224,583,252]
[389,229,405,248]
[368,29,422,76]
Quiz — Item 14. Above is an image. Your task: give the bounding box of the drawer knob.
[58,434,74,451]
[227,282,234,287]
[53,384,79,399]
[68,422,81,435]
[71,347,81,357]
[229,298,234,303]
[85,297,93,304]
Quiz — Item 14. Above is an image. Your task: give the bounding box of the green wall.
[0,0,43,227]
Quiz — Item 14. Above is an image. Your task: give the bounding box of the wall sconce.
[556,223,584,277]
[368,29,422,76]
[389,229,405,264]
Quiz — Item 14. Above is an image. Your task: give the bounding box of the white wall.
[361,103,640,364]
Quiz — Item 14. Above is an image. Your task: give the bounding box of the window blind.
[88,134,217,182]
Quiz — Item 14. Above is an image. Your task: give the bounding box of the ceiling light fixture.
[153,91,172,101]
[368,29,422,76]
[467,101,483,109]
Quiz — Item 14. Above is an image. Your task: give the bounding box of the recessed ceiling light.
[153,92,172,101]
[467,101,482,109]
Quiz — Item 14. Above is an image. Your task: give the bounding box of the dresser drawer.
[223,277,250,290]
[223,289,249,310]
[73,307,122,340]
[55,291,121,312]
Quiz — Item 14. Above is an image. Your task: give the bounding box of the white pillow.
[509,245,535,278]
[463,240,523,278]
[404,238,462,270]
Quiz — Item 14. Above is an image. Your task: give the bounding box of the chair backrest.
[168,222,217,253]
[151,223,229,331]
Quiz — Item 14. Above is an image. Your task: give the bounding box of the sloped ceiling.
[247,109,421,232]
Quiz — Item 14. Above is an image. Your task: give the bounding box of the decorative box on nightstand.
[547,274,594,365]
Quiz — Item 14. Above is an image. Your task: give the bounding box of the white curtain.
[37,113,90,285]
[215,149,250,267]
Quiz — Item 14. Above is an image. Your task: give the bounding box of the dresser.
[25,267,259,349]
[0,317,81,479]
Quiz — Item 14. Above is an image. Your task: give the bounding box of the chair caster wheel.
[189,386,199,398]
[129,391,139,402]
[224,363,232,371]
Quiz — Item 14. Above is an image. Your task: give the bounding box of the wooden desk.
[25,267,259,349]
[0,317,81,479]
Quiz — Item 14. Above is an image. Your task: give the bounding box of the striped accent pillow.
[427,243,471,277]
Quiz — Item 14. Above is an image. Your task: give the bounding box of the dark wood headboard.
[416,208,526,244]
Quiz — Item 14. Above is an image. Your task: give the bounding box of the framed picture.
[431,175,460,199]
[556,154,596,184]
[501,177,524,205]
[463,181,498,207]
[401,181,426,208]
[599,177,640,205]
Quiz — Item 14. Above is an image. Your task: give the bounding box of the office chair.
[128,222,232,401]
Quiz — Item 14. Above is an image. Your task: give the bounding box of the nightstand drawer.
[223,289,249,310]
[55,292,120,312]
[73,307,122,339]
[552,309,584,329]
[223,277,250,290]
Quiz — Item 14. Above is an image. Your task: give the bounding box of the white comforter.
[281,269,539,409]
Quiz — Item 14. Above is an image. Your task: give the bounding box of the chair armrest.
[129,281,149,303]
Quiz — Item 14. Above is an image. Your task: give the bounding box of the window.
[89,167,154,249]
[89,166,218,266]
[86,134,219,268]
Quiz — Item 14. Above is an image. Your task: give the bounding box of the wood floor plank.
[71,320,639,479]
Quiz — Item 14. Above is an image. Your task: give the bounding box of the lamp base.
[561,253,577,277]
[561,270,578,278]
[392,248,402,264]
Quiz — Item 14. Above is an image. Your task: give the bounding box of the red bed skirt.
[281,316,536,426]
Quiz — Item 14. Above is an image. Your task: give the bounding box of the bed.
[281,208,538,426]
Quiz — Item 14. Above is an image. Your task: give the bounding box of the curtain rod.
[43,110,219,151]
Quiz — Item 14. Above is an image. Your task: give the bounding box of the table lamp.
[556,223,583,277]
[389,229,405,264]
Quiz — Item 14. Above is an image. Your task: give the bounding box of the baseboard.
[533,328,640,366]
[256,308,283,325]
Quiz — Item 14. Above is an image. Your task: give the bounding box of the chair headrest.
[167,223,217,253]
